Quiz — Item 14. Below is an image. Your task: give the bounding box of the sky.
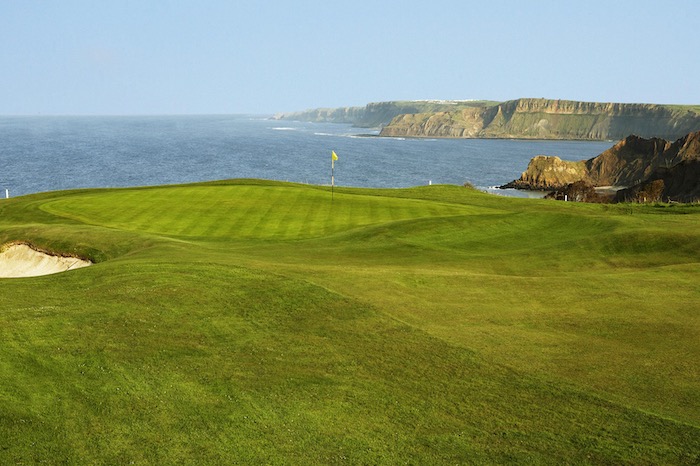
[1,0,699,115]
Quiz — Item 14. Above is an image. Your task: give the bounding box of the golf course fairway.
[1,179,698,464]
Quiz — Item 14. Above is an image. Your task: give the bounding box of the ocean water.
[0,115,613,198]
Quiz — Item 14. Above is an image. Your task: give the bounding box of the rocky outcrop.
[584,135,670,186]
[586,131,700,187]
[500,156,589,190]
[502,131,700,197]
[379,98,700,141]
[614,159,700,203]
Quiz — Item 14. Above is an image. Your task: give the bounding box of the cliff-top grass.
[0,179,698,464]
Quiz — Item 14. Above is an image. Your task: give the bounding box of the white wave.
[315,132,376,139]
[271,127,297,131]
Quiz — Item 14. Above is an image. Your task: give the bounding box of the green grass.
[663,104,700,115]
[40,184,494,240]
[1,179,699,464]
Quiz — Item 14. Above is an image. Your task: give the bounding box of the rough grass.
[0,179,698,464]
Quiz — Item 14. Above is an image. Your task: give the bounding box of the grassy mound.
[0,179,698,464]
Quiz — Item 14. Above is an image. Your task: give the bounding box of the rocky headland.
[379,99,700,141]
[502,130,700,202]
[272,100,496,129]
[276,98,700,141]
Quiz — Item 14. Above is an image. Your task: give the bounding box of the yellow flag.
[332,150,338,161]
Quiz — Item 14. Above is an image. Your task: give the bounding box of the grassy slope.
[1,179,698,464]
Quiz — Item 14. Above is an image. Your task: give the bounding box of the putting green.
[41,184,501,240]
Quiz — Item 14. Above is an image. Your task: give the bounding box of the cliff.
[502,131,700,193]
[272,100,497,128]
[271,106,367,125]
[614,159,700,203]
[501,156,590,190]
[379,98,700,141]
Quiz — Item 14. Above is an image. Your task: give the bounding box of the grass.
[0,179,699,464]
[663,104,700,115]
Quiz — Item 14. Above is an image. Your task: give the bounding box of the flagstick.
[330,151,338,202]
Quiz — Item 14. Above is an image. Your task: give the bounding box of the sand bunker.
[0,243,92,278]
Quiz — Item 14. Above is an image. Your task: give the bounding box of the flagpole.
[331,150,338,202]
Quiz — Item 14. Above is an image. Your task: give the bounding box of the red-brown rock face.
[503,131,700,191]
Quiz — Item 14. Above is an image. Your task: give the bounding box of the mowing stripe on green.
[41,185,497,240]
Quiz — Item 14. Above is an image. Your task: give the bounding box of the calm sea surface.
[0,115,613,198]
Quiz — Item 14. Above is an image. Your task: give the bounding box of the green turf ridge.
[0,179,698,464]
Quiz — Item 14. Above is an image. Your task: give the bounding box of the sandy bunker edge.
[0,242,92,278]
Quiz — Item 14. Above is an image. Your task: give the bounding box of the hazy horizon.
[2,0,699,115]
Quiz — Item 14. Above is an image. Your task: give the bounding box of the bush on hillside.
[545,181,609,203]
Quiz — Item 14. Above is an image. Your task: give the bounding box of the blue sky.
[1,0,698,115]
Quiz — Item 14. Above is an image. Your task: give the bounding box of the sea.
[0,115,613,198]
